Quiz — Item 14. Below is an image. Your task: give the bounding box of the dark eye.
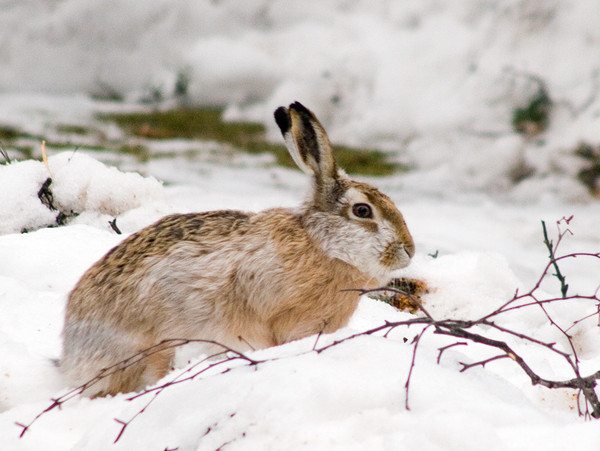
[352,203,373,219]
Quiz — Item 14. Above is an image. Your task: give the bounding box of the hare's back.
[66,211,253,312]
[104,210,251,266]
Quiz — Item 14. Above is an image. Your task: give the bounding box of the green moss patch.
[575,142,600,196]
[99,108,402,176]
[0,125,21,141]
[55,124,98,135]
[512,81,552,136]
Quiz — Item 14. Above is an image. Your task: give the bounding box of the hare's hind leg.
[138,345,175,389]
[99,343,175,396]
[93,362,146,398]
[63,334,176,396]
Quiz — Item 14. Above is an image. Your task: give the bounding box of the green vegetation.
[0,125,35,163]
[0,107,402,175]
[55,124,97,135]
[118,144,151,162]
[575,142,600,196]
[99,108,402,175]
[512,82,552,136]
[0,125,20,141]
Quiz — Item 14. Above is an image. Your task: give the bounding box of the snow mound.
[0,153,165,235]
[0,151,598,449]
[0,160,58,234]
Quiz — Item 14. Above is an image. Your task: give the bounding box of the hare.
[61,102,415,396]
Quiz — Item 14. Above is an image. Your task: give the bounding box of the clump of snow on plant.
[0,153,164,234]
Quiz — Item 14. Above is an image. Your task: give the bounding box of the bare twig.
[109,218,122,234]
[312,320,330,351]
[17,217,600,442]
[458,354,510,372]
[16,338,262,439]
[0,143,10,163]
[404,327,430,410]
[437,342,468,364]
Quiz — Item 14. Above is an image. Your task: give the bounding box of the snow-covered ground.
[1,147,599,451]
[1,1,600,450]
[0,146,598,450]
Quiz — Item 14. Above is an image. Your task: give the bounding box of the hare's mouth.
[380,242,413,270]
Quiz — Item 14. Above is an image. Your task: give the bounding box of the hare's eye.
[352,203,373,219]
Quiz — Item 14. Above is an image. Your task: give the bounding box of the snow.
[0,1,599,450]
[1,151,598,450]
[0,153,165,235]
[2,1,600,199]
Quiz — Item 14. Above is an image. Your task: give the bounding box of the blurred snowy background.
[1,1,600,450]
[1,0,600,200]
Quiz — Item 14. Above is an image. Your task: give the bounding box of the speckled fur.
[61,102,415,396]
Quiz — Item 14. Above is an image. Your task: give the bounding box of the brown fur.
[61,102,414,396]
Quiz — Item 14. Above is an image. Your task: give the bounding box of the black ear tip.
[274,106,290,134]
[289,101,311,116]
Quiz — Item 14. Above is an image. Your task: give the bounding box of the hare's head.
[274,102,414,282]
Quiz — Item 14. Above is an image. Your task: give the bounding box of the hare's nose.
[404,241,415,259]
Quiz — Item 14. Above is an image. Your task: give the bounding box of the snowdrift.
[0,154,598,450]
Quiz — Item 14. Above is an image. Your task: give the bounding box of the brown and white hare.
[61,102,415,396]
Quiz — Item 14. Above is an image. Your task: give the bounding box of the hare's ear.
[274,102,339,184]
